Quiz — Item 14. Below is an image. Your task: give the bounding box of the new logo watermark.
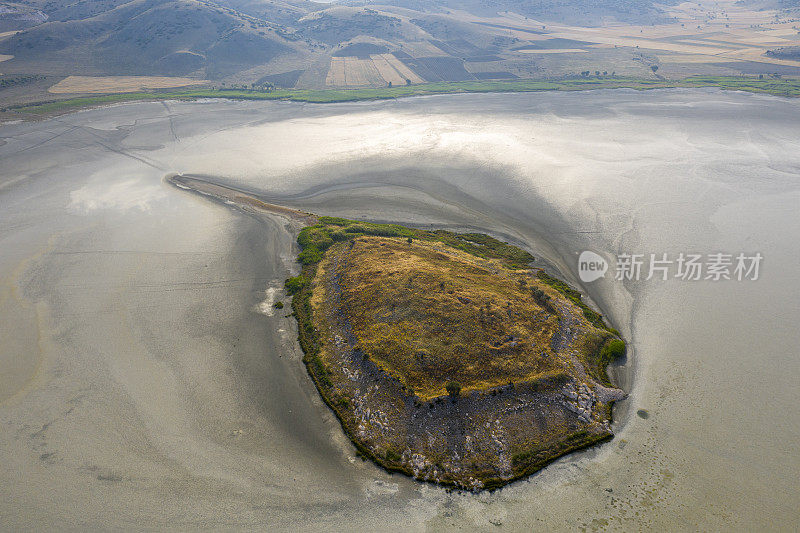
[578,251,762,282]
[578,251,608,282]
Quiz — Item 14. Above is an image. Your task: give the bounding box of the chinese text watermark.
[579,251,762,283]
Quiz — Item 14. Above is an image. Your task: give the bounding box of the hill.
[0,0,798,112]
[287,216,627,489]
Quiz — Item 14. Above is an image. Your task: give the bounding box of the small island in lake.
[166,174,626,491]
[287,217,627,491]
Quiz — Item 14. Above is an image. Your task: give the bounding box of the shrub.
[284,275,307,295]
[298,246,323,264]
[599,339,626,365]
[297,226,333,251]
[445,381,462,398]
[274,300,284,309]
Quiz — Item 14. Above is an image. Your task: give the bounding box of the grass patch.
[9,76,800,117]
[284,275,307,295]
[580,334,627,387]
[536,270,610,330]
[295,218,534,270]
[329,236,564,400]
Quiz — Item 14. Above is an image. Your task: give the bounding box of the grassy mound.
[285,216,626,489]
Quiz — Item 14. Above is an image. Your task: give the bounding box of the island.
[287,217,627,491]
[165,174,627,491]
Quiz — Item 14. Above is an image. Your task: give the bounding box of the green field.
[6,75,800,117]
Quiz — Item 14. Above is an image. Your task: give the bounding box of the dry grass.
[327,236,576,401]
[48,75,207,94]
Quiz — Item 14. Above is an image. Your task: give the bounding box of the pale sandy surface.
[48,75,207,94]
[1,90,799,530]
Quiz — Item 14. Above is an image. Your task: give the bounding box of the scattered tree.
[651,65,659,74]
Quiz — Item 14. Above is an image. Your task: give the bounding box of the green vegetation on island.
[285,216,627,490]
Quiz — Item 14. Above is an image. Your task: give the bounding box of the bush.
[445,381,462,398]
[298,246,323,264]
[330,229,349,241]
[297,226,333,251]
[599,339,626,365]
[285,275,307,295]
[274,300,284,309]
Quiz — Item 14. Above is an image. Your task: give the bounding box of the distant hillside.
[0,0,685,81]
[1,0,797,109]
[367,0,683,26]
[0,4,47,32]
[0,0,319,77]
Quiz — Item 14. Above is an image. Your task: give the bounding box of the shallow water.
[1,90,798,530]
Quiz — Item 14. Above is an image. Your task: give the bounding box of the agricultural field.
[319,0,799,90]
[397,40,450,57]
[325,57,382,86]
[326,54,424,87]
[48,76,208,94]
[453,0,800,75]
[371,53,424,85]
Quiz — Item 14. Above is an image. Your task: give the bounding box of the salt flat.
[0,89,798,529]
